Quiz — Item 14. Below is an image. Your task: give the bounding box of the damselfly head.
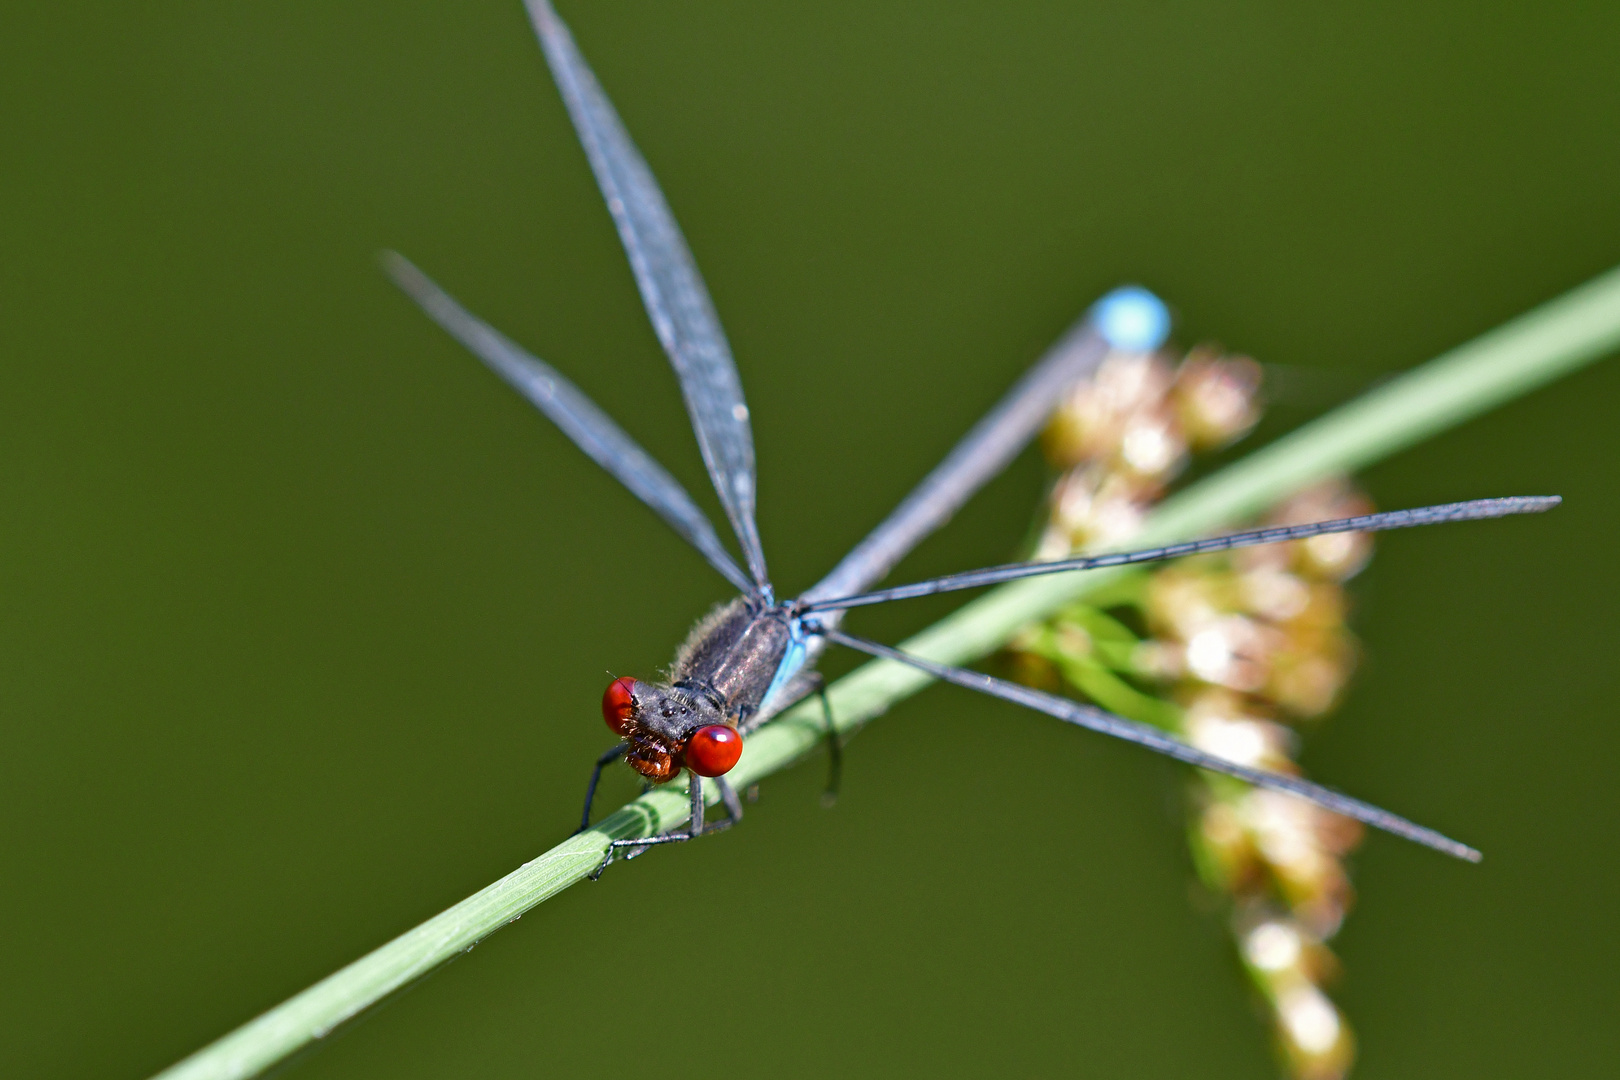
[600,677,741,780]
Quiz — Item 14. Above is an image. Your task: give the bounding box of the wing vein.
[526,0,769,592]
[804,496,1561,612]
[819,627,1480,862]
[385,254,753,593]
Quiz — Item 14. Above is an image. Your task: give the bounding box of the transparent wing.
[525,0,769,593]
[801,287,1171,609]
[802,496,1560,613]
[819,627,1480,862]
[385,253,753,594]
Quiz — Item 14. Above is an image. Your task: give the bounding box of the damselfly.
[386,0,1556,875]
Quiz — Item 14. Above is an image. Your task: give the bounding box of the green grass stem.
[154,264,1620,1080]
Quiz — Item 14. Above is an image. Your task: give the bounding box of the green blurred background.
[3,2,1617,1077]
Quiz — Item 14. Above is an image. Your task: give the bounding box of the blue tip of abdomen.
[1092,286,1170,352]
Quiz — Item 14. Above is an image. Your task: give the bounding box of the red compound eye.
[684,725,743,777]
[601,677,636,735]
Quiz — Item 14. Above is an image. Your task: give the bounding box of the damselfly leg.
[576,744,627,835]
[590,772,746,879]
[818,681,841,808]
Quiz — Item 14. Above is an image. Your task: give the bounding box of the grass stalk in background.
[154,264,1620,1080]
